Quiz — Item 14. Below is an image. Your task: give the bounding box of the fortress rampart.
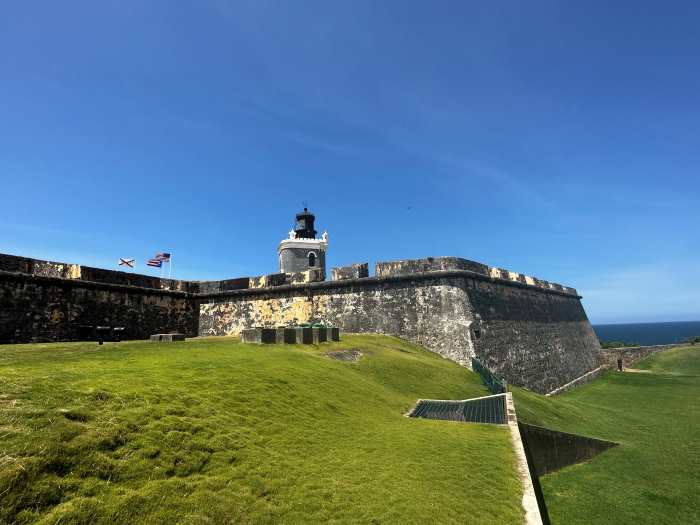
[0,253,601,394]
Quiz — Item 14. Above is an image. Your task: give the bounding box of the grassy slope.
[0,335,523,524]
[513,345,700,524]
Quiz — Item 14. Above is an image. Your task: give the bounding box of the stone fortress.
[0,209,602,394]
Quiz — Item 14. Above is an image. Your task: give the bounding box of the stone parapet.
[375,257,577,296]
[376,257,490,278]
[332,263,369,281]
[600,344,684,368]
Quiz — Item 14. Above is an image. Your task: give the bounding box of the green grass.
[0,335,523,524]
[513,345,700,524]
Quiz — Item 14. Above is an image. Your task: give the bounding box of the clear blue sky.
[1,1,698,324]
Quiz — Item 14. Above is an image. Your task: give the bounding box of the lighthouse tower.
[278,208,328,275]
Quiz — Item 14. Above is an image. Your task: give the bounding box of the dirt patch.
[326,349,363,362]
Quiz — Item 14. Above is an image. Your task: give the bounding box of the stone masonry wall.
[199,268,602,393]
[199,276,476,366]
[464,278,602,394]
[0,252,601,394]
[0,264,197,343]
[599,344,684,369]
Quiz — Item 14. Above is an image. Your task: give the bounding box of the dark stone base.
[312,327,327,344]
[150,333,185,342]
[241,326,339,345]
[294,327,313,344]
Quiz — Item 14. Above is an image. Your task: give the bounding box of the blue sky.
[1,1,698,324]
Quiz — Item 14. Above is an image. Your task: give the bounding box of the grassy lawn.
[0,335,523,524]
[513,345,700,524]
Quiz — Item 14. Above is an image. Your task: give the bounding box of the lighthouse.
[278,208,328,275]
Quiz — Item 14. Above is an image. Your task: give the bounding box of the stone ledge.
[546,366,606,396]
[0,269,190,297]
[197,268,582,301]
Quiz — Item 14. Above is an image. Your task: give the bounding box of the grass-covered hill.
[513,345,700,524]
[0,335,523,524]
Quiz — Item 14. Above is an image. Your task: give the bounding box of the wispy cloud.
[580,262,700,323]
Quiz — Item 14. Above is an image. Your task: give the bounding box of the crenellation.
[332,263,369,281]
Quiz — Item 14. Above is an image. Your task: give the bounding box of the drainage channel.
[408,393,507,424]
[408,393,547,525]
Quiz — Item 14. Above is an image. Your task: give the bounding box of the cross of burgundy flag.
[118,258,135,268]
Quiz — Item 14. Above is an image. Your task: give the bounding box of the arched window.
[308,252,316,267]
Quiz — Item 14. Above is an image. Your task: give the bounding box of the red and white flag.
[118,258,135,268]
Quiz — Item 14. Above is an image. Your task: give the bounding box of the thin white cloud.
[580,262,700,323]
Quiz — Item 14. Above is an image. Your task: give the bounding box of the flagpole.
[168,255,172,280]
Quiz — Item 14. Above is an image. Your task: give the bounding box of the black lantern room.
[294,208,317,239]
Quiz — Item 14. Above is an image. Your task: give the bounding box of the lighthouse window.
[308,252,316,267]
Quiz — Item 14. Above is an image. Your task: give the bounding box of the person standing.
[617,356,623,372]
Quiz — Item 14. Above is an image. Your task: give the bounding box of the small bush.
[599,340,640,349]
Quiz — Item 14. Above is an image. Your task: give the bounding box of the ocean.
[592,321,700,346]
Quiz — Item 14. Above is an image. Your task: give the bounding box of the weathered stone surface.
[249,274,287,289]
[329,327,340,341]
[0,251,600,394]
[312,326,327,344]
[199,272,601,393]
[295,327,313,344]
[241,327,277,344]
[241,328,259,343]
[283,328,297,344]
[286,269,325,285]
[193,278,249,294]
[599,344,683,369]
[375,257,490,277]
[332,263,369,281]
[150,333,185,342]
[0,270,197,343]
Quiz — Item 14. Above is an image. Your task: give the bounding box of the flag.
[155,253,171,261]
[118,258,135,268]
[147,258,163,268]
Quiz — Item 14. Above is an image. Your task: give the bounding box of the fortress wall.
[0,252,601,393]
[600,344,685,369]
[0,255,197,343]
[464,278,602,394]
[199,276,476,366]
[0,253,193,292]
[375,257,490,277]
[199,265,602,392]
[0,274,197,343]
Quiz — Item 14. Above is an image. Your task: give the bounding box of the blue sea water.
[593,321,700,346]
